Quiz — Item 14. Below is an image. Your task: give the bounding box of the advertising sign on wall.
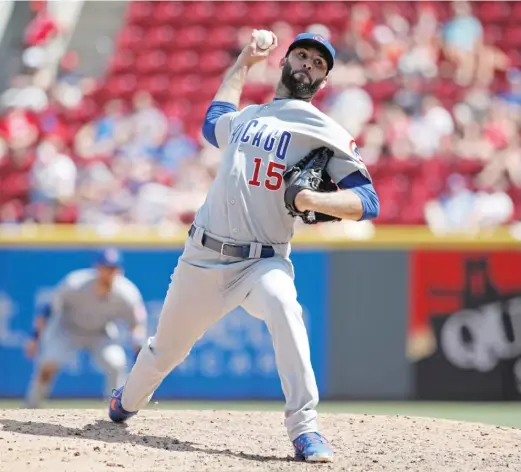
[409,251,521,400]
[0,247,328,400]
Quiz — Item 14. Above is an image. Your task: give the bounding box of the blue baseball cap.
[95,247,123,267]
[286,33,336,73]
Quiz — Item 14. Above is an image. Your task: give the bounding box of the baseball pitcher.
[25,248,147,408]
[109,30,379,463]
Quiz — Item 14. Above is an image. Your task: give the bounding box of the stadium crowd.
[0,1,520,235]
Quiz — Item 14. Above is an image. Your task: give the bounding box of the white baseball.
[255,30,273,50]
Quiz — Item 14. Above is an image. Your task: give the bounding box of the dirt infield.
[0,409,519,472]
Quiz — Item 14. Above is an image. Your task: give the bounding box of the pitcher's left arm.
[295,170,379,221]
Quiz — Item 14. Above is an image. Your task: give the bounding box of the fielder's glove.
[283,147,341,225]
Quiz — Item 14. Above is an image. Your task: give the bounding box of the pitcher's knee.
[269,297,302,324]
[146,339,192,374]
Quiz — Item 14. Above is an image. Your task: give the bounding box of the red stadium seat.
[61,98,98,124]
[507,50,521,68]
[163,99,192,121]
[280,2,316,26]
[504,26,521,48]
[483,24,503,45]
[313,2,350,28]
[135,50,168,75]
[147,25,175,50]
[104,74,138,100]
[511,3,521,22]
[183,1,217,26]
[116,25,145,50]
[241,84,274,104]
[478,1,510,24]
[175,26,207,49]
[167,50,199,74]
[213,2,249,26]
[206,26,239,50]
[247,2,282,26]
[108,50,136,75]
[426,2,450,22]
[198,51,232,76]
[189,101,212,125]
[138,75,170,101]
[0,200,25,221]
[151,1,185,25]
[364,80,399,102]
[126,1,154,25]
[169,74,202,100]
[201,75,223,98]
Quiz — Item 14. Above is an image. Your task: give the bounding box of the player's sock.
[24,377,51,408]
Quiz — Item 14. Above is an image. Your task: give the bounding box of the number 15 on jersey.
[248,158,286,191]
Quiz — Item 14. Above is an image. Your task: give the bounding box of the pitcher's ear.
[279,57,286,69]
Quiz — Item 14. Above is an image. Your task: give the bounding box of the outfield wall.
[0,225,520,401]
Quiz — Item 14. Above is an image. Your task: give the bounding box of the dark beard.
[281,62,324,101]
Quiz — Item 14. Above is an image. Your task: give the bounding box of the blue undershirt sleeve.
[338,171,380,220]
[202,101,238,148]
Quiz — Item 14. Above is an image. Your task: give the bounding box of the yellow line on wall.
[0,224,519,249]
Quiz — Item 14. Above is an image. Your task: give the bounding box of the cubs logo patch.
[313,35,326,43]
[349,139,362,161]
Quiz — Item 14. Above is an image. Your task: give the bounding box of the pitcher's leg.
[121,261,226,412]
[241,267,318,441]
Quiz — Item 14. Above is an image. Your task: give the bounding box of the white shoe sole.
[306,453,334,463]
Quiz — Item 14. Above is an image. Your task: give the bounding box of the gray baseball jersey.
[194,98,371,243]
[49,268,147,340]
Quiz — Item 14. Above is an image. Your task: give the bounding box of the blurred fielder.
[109,29,379,463]
[24,247,147,408]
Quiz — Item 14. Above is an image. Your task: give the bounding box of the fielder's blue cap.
[287,33,336,72]
[95,247,123,267]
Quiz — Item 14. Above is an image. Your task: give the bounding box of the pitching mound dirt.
[0,409,519,471]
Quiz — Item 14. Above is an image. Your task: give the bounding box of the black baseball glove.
[283,146,341,224]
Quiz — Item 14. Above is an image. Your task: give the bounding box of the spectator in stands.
[28,135,77,223]
[1,0,520,229]
[323,68,373,139]
[0,147,34,219]
[0,106,39,151]
[22,2,64,73]
[477,131,521,189]
[380,103,411,159]
[74,99,129,161]
[0,72,50,112]
[398,6,439,79]
[0,200,24,224]
[24,2,60,48]
[424,173,478,234]
[442,1,483,86]
[358,123,385,165]
[157,117,198,175]
[123,91,168,160]
[472,178,514,231]
[408,95,454,158]
[393,73,424,116]
[499,68,521,107]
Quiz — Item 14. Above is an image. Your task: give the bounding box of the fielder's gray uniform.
[37,269,147,392]
[122,99,370,440]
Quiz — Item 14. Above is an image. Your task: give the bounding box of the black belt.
[188,225,275,259]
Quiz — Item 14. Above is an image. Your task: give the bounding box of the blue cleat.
[108,386,137,423]
[293,432,334,462]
